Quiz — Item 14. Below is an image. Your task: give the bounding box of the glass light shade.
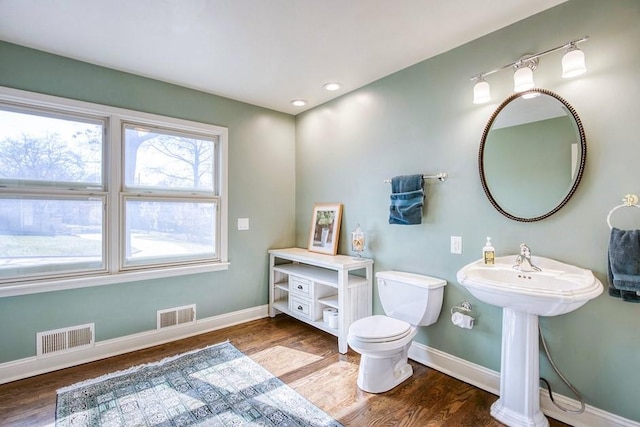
[562,47,586,78]
[473,80,491,104]
[514,67,535,92]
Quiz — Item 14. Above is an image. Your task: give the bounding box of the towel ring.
[606,194,640,229]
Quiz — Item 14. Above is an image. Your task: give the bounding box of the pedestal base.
[492,308,549,427]
[491,399,549,427]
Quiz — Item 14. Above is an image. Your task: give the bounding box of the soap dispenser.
[483,237,495,265]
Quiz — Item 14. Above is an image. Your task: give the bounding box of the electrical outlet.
[451,236,462,254]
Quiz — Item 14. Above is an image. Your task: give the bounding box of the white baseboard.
[409,342,639,427]
[2,309,637,427]
[0,304,269,385]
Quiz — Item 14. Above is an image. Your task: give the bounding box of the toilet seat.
[349,315,412,343]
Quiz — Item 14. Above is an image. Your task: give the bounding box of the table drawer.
[289,276,311,297]
[289,296,311,319]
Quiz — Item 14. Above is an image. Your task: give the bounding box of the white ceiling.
[0,0,567,115]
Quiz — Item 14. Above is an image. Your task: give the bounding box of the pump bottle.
[483,237,495,265]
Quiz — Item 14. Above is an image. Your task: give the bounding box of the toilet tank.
[376,270,447,326]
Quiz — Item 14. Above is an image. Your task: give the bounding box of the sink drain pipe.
[538,325,586,414]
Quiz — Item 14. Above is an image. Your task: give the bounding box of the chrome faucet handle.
[519,243,532,259]
[514,243,541,271]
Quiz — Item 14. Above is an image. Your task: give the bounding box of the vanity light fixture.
[513,56,538,92]
[562,42,587,78]
[323,82,341,91]
[470,36,588,104]
[290,99,307,107]
[513,66,535,92]
[473,76,491,104]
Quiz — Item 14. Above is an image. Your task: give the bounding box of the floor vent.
[36,323,95,357]
[157,304,196,329]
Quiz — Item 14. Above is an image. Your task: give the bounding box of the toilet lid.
[349,315,412,343]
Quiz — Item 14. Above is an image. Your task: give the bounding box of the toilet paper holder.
[450,301,473,315]
[450,302,475,329]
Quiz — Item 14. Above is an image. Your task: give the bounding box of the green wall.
[296,0,639,421]
[0,42,297,361]
[1,0,639,422]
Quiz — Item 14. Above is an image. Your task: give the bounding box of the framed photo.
[308,203,343,255]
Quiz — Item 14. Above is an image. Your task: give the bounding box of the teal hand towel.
[607,227,640,303]
[389,175,424,225]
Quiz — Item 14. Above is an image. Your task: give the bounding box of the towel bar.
[383,172,448,183]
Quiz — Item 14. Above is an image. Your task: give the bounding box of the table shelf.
[268,248,373,354]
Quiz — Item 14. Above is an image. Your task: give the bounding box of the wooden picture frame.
[308,203,343,255]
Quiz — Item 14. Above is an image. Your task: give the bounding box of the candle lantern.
[351,223,365,259]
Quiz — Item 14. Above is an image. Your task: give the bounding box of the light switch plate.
[237,218,249,230]
[451,236,462,254]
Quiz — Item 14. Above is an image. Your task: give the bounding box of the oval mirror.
[479,88,586,222]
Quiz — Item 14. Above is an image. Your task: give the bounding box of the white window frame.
[0,86,229,298]
[120,195,220,269]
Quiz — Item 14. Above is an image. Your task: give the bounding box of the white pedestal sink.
[457,256,603,427]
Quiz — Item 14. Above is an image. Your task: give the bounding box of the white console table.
[268,247,373,353]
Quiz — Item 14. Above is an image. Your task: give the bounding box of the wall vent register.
[36,323,95,357]
[157,304,196,329]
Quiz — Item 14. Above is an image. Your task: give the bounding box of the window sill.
[0,262,230,298]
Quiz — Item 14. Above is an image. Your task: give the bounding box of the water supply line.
[538,325,586,414]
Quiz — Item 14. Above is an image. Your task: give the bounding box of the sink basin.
[456,255,602,427]
[456,255,603,316]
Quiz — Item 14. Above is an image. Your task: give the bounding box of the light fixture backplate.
[515,54,539,71]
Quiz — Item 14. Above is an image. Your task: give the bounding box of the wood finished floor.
[0,316,570,426]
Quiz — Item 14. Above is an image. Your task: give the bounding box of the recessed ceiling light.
[323,82,341,91]
[290,99,307,107]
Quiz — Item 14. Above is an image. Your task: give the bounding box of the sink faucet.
[514,243,541,272]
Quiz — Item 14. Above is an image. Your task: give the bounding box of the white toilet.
[347,270,446,393]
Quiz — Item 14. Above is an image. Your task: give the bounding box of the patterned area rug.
[56,342,342,426]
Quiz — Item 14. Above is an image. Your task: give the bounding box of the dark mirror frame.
[478,88,586,222]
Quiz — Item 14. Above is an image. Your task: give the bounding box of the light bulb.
[514,66,535,92]
[323,82,341,91]
[473,78,491,104]
[290,99,307,107]
[562,46,586,78]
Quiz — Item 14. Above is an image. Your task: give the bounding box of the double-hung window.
[0,105,106,281]
[121,123,219,269]
[0,87,228,294]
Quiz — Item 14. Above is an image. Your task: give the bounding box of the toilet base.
[356,343,413,393]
